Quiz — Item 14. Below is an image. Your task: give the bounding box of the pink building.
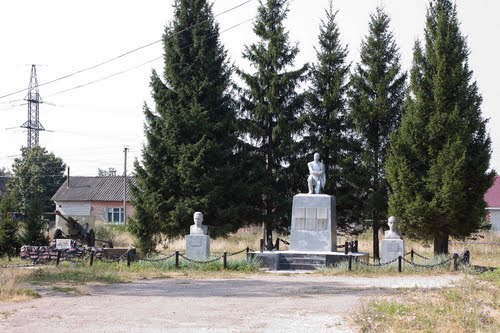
[485,176,500,231]
[51,176,135,225]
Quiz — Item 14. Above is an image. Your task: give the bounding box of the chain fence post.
[398,256,402,272]
[453,253,459,271]
[411,249,414,264]
[56,250,61,266]
[354,240,358,252]
[344,241,348,255]
[175,250,179,268]
[90,251,94,267]
[260,239,264,253]
[223,252,227,269]
[348,255,352,271]
[127,251,131,267]
[246,247,250,255]
[275,238,280,251]
[464,250,470,267]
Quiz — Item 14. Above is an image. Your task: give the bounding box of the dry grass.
[341,230,500,267]
[0,269,40,303]
[156,226,268,254]
[354,276,500,332]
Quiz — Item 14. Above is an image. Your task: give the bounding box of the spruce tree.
[305,2,366,231]
[130,0,244,253]
[237,0,307,243]
[386,0,494,254]
[348,7,406,259]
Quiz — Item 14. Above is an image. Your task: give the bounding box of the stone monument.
[290,153,337,252]
[381,216,404,263]
[186,212,210,260]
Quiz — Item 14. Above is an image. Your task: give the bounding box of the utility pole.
[21,65,44,148]
[123,147,129,224]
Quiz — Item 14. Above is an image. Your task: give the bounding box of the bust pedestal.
[381,239,404,264]
[186,235,210,260]
[290,194,337,252]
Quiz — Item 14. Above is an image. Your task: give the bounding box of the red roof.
[485,176,500,208]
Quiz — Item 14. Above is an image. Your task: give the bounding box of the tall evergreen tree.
[386,0,494,254]
[8,146,66,245]
[348,7,406,259]
[237,0,307,243]
[305,2,366,231]
[130,0,246,253]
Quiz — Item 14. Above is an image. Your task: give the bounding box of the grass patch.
[354,277,500,332]
[51,286,89,296]
[476,268,500,285]
[0,270,40,302]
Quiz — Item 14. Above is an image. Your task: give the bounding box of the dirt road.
[0,273,462,333]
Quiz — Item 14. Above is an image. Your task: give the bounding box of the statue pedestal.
[186,235,210,260]
[381,239,404,264]
[290,194,337,252]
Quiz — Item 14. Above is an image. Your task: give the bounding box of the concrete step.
[278,263,325,270]
[279,258,325,265]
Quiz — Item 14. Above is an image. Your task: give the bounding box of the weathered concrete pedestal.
[290,194,337,252]
[186,235,210,260]
[249,193,371,270]
[381,239,404,264]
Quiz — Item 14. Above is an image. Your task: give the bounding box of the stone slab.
[290,194,337,252]
[381,239,404,264]
[186,235,210,260]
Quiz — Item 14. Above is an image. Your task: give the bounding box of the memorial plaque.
[191,237,202,246]
[306,208,316,230]
[295,207,306,230]
[56,239,72,250]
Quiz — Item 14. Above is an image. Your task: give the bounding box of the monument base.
[290,194,337,252]
[381,239,404,264]
[248,250,369,271]
[186,235,210,260]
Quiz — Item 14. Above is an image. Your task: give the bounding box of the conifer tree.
[348,8,406,259]
[237,0,307,243]
[0,191,20,257]
[305,2,366,231]
[386,0,494,254]
[8,147,66,245]
[130,0,245,253]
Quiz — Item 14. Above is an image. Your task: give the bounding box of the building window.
[106,207,124,223]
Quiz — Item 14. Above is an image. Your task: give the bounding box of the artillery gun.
[54,211,113,247]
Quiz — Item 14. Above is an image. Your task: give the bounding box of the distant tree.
[8,146,66,245]
[97,168,117,177]
[130,0,247,253]
[305,2,366,232]
[386,0,494,254]
[0,167,11,176]
[237,0,307,243]
[348,7,406,259]
[0,191,20,257]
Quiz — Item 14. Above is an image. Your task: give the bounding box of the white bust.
[384,216,402,239]
[190,212,208,235]
[307,153,326,194]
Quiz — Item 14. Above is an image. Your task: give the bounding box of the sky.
[0,0,499,176]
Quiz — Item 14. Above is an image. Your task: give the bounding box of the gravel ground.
[0,273,463,333]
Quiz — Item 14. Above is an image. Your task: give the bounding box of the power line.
[44,17,254,99]
[0,0,255,100]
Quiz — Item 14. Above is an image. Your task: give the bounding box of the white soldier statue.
[190,212,208,235]
[384,216,402,239]
[307,153,326,194]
